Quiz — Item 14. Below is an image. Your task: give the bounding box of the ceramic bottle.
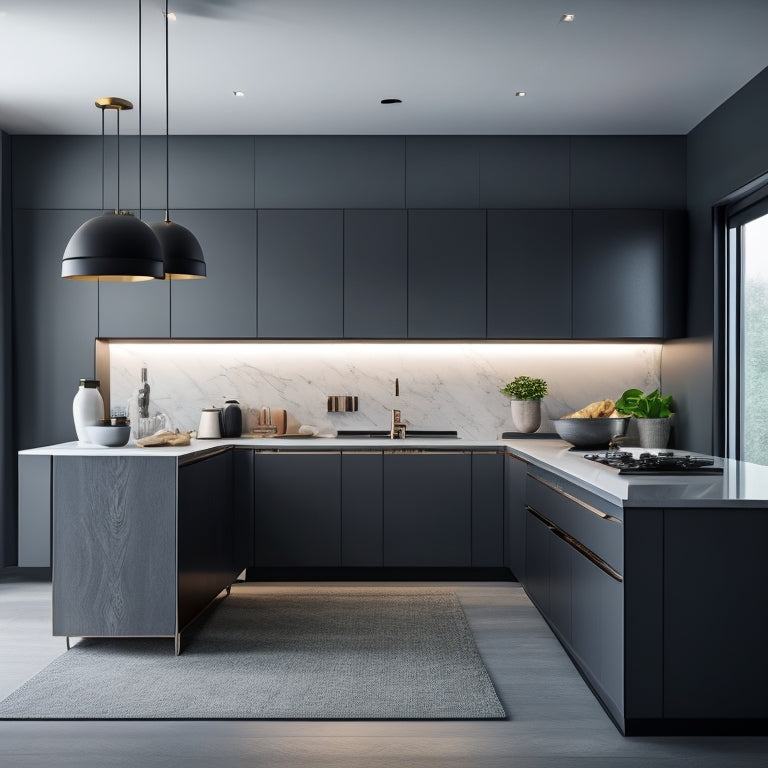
[72,379,104,443]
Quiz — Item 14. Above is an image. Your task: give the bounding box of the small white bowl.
[85,424,132,447]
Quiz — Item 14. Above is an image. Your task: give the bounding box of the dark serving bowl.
[551,417,630,449]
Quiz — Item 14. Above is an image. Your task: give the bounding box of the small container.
[197,408,222,439]
[221,399,243,438]
[73,379,104,443]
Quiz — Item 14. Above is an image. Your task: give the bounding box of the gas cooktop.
[583,450,724,475]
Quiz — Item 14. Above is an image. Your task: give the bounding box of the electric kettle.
[197,408,222,439]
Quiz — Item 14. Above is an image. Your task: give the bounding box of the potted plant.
[500,375,548,433]
[614,388,674,448]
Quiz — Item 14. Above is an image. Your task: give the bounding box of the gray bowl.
[551,417,629,449]
[85,424,132,447]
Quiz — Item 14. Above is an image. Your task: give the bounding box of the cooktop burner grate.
[583,450,724,475]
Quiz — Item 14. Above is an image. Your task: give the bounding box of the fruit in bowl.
[552,398,628,449]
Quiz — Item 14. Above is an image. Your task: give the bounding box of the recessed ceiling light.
[515,91,526,97]
[380,98,402,105]
[164,11,177,21]
[560,13,575,22]
[233,91,245,97]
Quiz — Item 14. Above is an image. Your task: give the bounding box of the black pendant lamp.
[61,98,165,282]
[150,2,206,279]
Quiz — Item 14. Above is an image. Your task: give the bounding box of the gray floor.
[1,570,766,768]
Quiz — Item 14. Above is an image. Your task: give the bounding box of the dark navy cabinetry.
[383,452,472,566]
[487,210,572,339]
[252,451,342,566]
[257,210,343,338]
[343,210,408,338]
[407,210,487,338]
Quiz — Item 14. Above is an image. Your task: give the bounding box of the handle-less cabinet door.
[344,210,407,338]
[13,210,99,449]
[487,210,572,339]
[177,450,236,631]
[572,210,663,339]
[258,210,343,338]
[341,452,383,566]
[383,453,471,566]
[170,209,258,338]
[99,209,170,338]
[253,452,341,566]
[408,210,486,338]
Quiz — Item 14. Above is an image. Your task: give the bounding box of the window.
[725,197,768,464]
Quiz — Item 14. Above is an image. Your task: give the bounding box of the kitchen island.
[17,436,768,734]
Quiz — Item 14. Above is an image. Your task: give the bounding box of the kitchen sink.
[335,429,459,439]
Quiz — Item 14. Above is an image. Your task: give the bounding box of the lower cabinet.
[383,452,472,566]
[341,452,383,566]
[177,450,236,630]
[504,453,528,580]
[523,473,624,725]
[51,450,241,649]
[253,451,342,566]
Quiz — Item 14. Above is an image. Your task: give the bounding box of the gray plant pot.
[636,417,672,449]
[510,399,541,433]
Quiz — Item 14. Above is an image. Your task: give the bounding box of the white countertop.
[502,439,768,508]
[18,436,502,458]
[20,436,768,509]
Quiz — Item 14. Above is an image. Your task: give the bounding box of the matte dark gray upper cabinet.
[13,209,99,448]
[479,137,571,208]
[98,209,170,339]
[170,209,258,338]
[572,210,666,339]
[405,137,480,207]
[344,210,407,338]
[570,136,686,210]
[258,210,343,338]
[408,210,486,338]
[254,137,405,208]
[487,210,572,339]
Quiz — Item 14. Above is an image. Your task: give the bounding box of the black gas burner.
[583,450,723,475]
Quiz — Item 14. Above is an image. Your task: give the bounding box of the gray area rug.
[0,586,505,720]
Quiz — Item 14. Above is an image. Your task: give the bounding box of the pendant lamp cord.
[164,0,170,223]
[100,106,105,211]
[116,107,121,213]
[138,0,142,218]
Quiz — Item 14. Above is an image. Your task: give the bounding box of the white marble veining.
[107,342,662,440]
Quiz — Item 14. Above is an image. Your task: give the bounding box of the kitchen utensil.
[197,408,222,439]
[551,417,629,449]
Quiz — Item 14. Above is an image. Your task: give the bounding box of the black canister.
[221,399,243,438]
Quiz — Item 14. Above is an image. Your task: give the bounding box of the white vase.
[73,379,104,443]
[510,399,541,433]
[636,417,672,449]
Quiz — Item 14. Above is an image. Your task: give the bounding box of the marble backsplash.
[107,342,662,440]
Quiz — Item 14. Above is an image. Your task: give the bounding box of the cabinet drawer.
[526,474,623,574]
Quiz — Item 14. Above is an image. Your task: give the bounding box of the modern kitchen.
[2,1,768,766]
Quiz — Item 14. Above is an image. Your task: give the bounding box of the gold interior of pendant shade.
[95,97,133,111]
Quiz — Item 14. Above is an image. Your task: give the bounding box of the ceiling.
[1,0,768,136]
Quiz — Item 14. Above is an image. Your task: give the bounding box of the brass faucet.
[390,409,406,439]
